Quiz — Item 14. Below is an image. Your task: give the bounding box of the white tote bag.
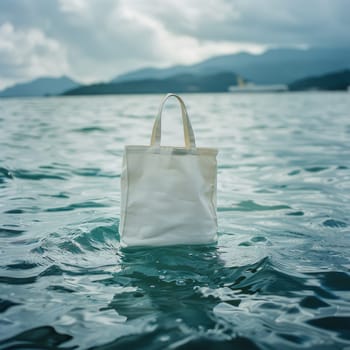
[119,93,218,248]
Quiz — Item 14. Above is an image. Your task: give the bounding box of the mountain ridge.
[289,69,350,91]
[1,47,350,97]
[0,76,80,97]
[63,72,239,95]
[63,69,350,96]
[113,47,350,85]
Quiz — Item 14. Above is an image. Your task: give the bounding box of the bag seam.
[120,150,130,241]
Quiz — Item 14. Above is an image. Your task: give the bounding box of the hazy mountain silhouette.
[63,72,238,95]
[289,69,350,91]
[113,47,350,85]
[2,47,349,97]
[0,76,79,97]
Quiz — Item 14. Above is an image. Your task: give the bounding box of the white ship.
[228,76,288,93]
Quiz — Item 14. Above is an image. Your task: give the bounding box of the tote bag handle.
[150,93,196,149]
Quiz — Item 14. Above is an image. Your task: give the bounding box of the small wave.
[63,224,120,253]
[46,201,108,212]
[323,219,347,228]
[73,126,108,133]
[305,166,328,173]
[0,227,25,237]
[4,209,26,214]
[218,200,290,212]
[40,192,70,199]
[218,164,236,169]
[309,271,350,291]
[0,275,37,285]
[300,296,330,309]
[286,211,304,216]
[0,298,20,313]
[238,235,270,247]
[0,326,73,349]
[11,169,67,181]
[170,336,260,350]
[6,261,39,270]
[72,167,119,178]
[0,167,13,181]
[217,257,336,299]
[288,169,300,176]
[4,206,43,214]
[34,223,119,261]
[38,264,67,277]
[47,285,76,293]
[307,316,350,340]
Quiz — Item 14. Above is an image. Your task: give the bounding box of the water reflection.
[94,245,271,348]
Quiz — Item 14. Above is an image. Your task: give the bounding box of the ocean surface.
[0,92,349,350]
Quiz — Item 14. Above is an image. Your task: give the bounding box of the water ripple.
[12,169,68,180]
[0,94,349,349]
[46,201,109,212]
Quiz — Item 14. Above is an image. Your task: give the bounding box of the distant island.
[63,69,350,95]
[289,69,350,91]
[0,76,79,98]
[111,47,350,85]
[62,72,239,95]
[0,47,349,97]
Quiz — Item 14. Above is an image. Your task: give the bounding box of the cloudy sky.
[0,0,349,89]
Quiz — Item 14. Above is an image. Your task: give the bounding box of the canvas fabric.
[119,93,218,247]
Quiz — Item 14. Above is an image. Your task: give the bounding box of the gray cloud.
[0,0,349,89]
[148,0,350,45]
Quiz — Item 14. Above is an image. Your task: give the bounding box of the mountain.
[5,47,348,97]
[113,47,350,85]
[0,76,80,97]
[289,69,350,91]
[63,72,238,95]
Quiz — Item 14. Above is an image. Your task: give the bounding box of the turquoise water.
[0,93,349,349]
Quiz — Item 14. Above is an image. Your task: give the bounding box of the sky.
[0,0,349,89]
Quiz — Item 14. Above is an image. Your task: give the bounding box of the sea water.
[0,93,349,349]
